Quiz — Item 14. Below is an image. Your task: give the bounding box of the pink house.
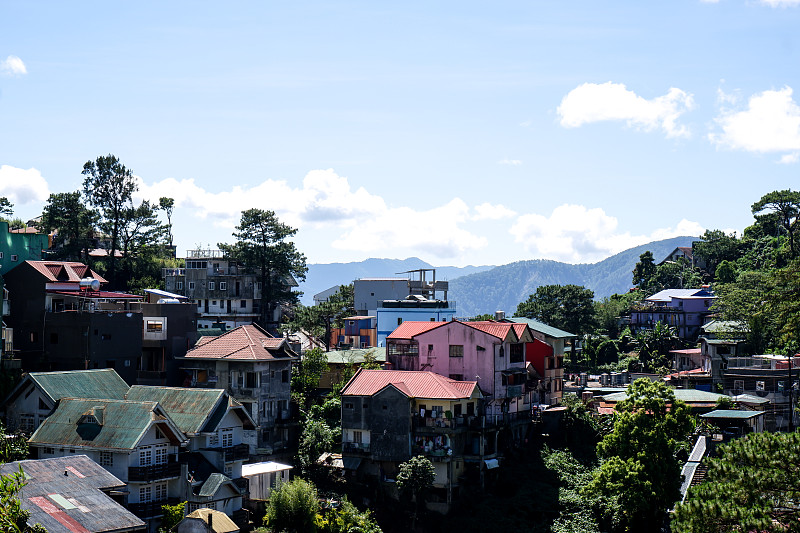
[386,320,534,418]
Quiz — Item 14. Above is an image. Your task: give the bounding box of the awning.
[342,457,362,470]
[484,458,499,469]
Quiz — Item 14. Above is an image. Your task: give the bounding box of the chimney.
[495,310,505,321]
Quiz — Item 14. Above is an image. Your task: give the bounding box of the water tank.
[79,278,100,291]
[495,310,506,320]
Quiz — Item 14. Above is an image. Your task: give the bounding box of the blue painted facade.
[376,305,456,347]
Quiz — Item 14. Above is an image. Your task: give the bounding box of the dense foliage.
[264,478,321,533]
[515,284,597,337]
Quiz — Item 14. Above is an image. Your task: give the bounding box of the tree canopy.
[219,209,307,332]
[515,284,596,337]
[40,191,98,263]
[751,189,800,259]
[264,477,320,533]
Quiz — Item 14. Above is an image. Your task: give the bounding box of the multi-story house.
[505,317,574,405]
[340,369,485,512]
[29,398,187,530]
[629,288,716,341]
[386,320,534,426]
[179,324,297,458]
[3,260,144,383]
[2,368,129,433]
[163,249,298,331]
[699,319,749,387]
[330,315,377,349]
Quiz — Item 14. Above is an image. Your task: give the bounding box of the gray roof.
[647,288,714,302]
[325,347,386,365]
[506,317,576,339]
[732,394,770,405]
[0,455,144,533]
[700,409,764,420]
[603,388,727,404]
[198,473,239,497]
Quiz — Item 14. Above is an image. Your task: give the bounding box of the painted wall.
[376,307,455,346]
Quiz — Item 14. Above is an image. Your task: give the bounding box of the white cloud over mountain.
[558,82,695,138]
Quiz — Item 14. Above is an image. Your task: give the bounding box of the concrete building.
[629,288,716,341]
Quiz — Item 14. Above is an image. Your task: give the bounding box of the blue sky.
[1,1,799,267]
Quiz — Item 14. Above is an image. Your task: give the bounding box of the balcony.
[128,459,180,482]
[413,415,470,431]
[342,442,370,455]
[128,498,170,518]
[223,443,250,462]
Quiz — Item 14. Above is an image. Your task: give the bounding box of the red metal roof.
[184,324,296,361]
[387,321,447,340]
[25,261,107,284]
[47,290,142,299]
[341,369,478,399]
[465,321,519,340]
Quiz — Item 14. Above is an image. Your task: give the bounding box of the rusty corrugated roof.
[125,386,226,435]
[341,369,478,400]
[386,321,447,340]
[24,260,108,284]
[184,324,296,361]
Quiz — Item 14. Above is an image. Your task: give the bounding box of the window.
[354,430,363,443]
[99,451,113,467]
[467,402,475,416]
[139,486,152,504]
[176,281,183,290]
[43,447,55,455]
[155,483,167,502]
[344,402,354,410]
[211,300,217,306]
[397,318,403,326]
[146,320,163,332]
[779,381,786,393]
[155,445,167,465]
[449,345,464,358]
[188,282,195,290]
[454,403,462,416]
[240,299,247,308]
[101,334,112,341]
[281,369,289,383]
[139,446,152,467]
[219,282,227,291]
[734,379,745,393]
[509,343,524,363]
[30,332,38,343]
[0,252,3,259]
[209,433,219,447]
[246,371,259,388]
[18,415,34,432]
[208,281,215,291]
[449,374,464,381]
[10,255,17,261]
[222,428,234,448]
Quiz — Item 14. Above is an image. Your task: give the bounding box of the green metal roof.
[29,398,179,451]
[198,472,238,497]
[700,409,764,420]
[125,386,225,435]
[325,347,386,365]
[603,388,727,404]
[702,320,748,335]
[29,369,130,402]
[507,318,576,339]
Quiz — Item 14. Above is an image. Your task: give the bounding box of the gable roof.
[182,508,240,533]
[465,321,531,341]
[29,398,186,451]
[386,320,447,340]
[341,369,479,400]
[647,288,714,302]
[184,324,297,361]
[0,455,144,533]
[602,388,726,404]
[505,317,577,339]
[5,369,130,407]
[125,386,231,435]
[23,260,107,284]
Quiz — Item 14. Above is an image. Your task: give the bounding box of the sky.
[1,1,799,268]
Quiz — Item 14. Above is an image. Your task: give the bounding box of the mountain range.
[298,236,697,316]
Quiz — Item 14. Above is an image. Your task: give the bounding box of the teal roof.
[29,398,182,451]
[700,409,764,420]
[198,473,238,497]
[28,369,130,403]
[507,318,576,339]
[603,388,727,404]
[325,347,386,365]
[125,386,226,435]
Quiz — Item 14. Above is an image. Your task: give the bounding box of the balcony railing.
[342,442,370,454]
[128,459,180,482]
[128,498,170,518]
[223,443,250,462]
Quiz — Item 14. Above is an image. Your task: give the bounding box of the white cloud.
[473,203,517,221]
[0,55,27,76]
[709,86,800,157]
[498,158,522,166]
[780,152,800,164]
[557,82,695,138]
[0,165,50,205]
[760,0,800,6]
[136,169,487,260]
[510,204,703,263]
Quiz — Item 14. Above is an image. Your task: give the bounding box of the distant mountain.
[448,236,697,317]
[298,257,495,305]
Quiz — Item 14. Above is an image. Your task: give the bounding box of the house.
[505,317,575,405]
[241,461,292,501]
[320,347,387,389]
[3,260,143,383]
[162,249,298,331]
[0,455,145,533]
[629,288,716,341]
[29,398,187,528]
[596,388,728,414]
[330,315,377,349]
[386,320,534,425]
[699,320,749,387]
[699,409,766,436]
[176,508,240,533]
[658,246,698,267]
[124,386,253,519]
[2,368,130,433]
[180,324,298,457]
[340,369,486,512]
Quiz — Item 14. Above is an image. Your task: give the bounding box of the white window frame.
[219,282,227,291]
[208,281,215,291]
[99,451,113,467]
[188,281,195,290]
[10,254,17,261]
[221,428,234,448]
[176,281,183,290]
[155,445,168,465]
[139,485,152,503]
[155,483,168,502]
[138,445,152,467]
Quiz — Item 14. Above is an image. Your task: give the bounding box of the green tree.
[159,500,186,531]
[40,191,98,263]
[158,197,175,248]
[291,347,329,409]
[693,229,742,280]
[286,285,354,350]
[0,423,28,464]
[632,251,657,292]
[515,284,597,338]
[297,417,335,480]
[595,292,640,338]
[396,455,435,528]
[636,321,680,373]
[118,200,169,288]
[219,209,307,332]
[712,270,776,354]
[0,466,47,532]
[764,259,800,351]
[319,497,382,533]
[0,197,14,219]
[751,189,800,259]
[589,379,694,531]
[264,477,320,533]
[714,259,737,284]
[673,431,800,533]
[82,154,137,287]
[469,313,495,321]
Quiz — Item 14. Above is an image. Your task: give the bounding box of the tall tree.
[264,477,320,533]
[82,154,137,287]
[632,251,657,292]
[673,431,800,533]
[286,284,354,349]
[751,189,800,259]
[396,455,435,529]
[40,191,98,263]
[712,270,776,354]
[636,321,681,372]
[219,209,307,332]
[589,379,694,531]
[0,197,13,219]
[515,284,597,337]
[158,196,175,248]
[693,229,741,279]
[118,200,168,287]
